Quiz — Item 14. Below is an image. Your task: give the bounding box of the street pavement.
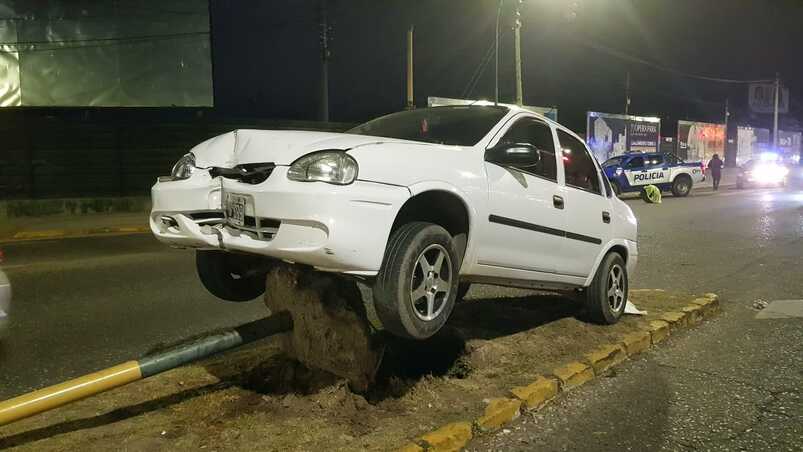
[0,236,266,400]
[0,186,801,451]
[470,187,803,451]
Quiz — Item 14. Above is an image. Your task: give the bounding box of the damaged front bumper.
[150,166,410,275]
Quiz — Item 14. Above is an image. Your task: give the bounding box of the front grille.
[189,211,225,224]
[210,163,276,184]
[227,216,281,241]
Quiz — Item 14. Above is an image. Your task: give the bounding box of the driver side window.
[498,117,557,181]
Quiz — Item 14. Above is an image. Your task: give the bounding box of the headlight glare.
[171,153,196,180]
[287,151,358,185]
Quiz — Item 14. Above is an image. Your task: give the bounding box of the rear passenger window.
[498,117,558,181]
[557,129,602,194]
[626,156,645,169]
[647,155,664,166]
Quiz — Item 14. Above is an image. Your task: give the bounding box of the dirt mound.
[263,264,384,392]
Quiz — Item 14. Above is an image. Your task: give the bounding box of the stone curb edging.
[399,292,721,452]
[1,226,149,244]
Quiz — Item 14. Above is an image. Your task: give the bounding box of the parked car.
[151,105,638,340]
[736,159,789,189]
[0,250,10,338]
[602,152,705,197]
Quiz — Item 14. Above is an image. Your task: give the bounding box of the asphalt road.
[0,236,267,400]
[0,187,801,451]
[471,187,803,451]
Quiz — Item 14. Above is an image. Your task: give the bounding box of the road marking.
[755,300,803,319]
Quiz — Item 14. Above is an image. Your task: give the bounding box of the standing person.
[708,154,724,191]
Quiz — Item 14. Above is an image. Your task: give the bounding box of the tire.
[373,222,459,340]
[583,252,627,324]
[611,181,622,197]
[456,282,471,302]
[671,175,692,197]
[196,250,266,302]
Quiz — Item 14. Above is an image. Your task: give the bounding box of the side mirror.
[485,142,541,167]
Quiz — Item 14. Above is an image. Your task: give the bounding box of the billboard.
[0,0,213,107]
[748,83,789,114]
[677,120,726,162]
[427,96,558,121]
[586,112,660,162]
[778,130,802,160]
[736,126,771,164]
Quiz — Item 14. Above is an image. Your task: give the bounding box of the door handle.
[553,195,564,209]
[602,211,611,223]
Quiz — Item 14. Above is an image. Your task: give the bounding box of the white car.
[151,105,638,339]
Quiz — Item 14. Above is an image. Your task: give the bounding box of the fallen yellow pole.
[0,313,292,427]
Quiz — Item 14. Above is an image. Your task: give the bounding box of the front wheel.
[583,252,628,324]
[373,222,459,340]
[671,175,692,197]
[196,250,267,302]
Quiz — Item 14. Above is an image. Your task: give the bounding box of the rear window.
[348,106,509,146]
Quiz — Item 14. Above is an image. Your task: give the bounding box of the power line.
[570,35,775,84]
[0,31,209,47]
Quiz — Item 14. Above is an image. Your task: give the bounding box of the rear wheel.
[583,252,627,324]
[671,175,692,197]
[196,250,267,302]
[373,222,459,340]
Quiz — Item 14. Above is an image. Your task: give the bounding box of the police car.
[602,152,705,197]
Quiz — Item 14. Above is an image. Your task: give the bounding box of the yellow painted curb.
[584,344,627,375]
[402,292,721,451]
[619,331,651,356]
[12,230,66,240]
[552,361,594,390]
[647,320,671,344]
[659,311,688,330]
[510,376,559,411]
[419,422,473,452]
[2,226,148,244]
[475,398,522,432]
[681,304,704,325]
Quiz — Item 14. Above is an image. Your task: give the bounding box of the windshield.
[348,106,508,146]
[603,156,624,167]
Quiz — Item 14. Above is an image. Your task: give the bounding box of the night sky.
[210,0,802,134]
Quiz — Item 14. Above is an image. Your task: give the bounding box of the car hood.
[189,129,419,168]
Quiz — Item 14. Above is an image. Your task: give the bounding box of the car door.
[477,116,566,274]
[644,154,671,185]
[555,129,613,277]
[623,155,648,187]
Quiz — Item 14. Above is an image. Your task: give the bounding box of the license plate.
[225,193,248,227]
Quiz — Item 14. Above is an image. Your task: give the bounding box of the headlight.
[615,167,624,176]
[171,153,197,180]
[287,151,358,185]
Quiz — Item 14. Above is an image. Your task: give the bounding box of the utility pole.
[514,0,523,105]
[773,73,780,148]
[406,26,414,109]
[319,0,331,122]
[625,71,631,115]
[724,98,730,163]
[495,0,502,105]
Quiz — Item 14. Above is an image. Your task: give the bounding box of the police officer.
[708,154,724,191]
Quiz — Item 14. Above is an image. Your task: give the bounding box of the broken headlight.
[170,153,197,180]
